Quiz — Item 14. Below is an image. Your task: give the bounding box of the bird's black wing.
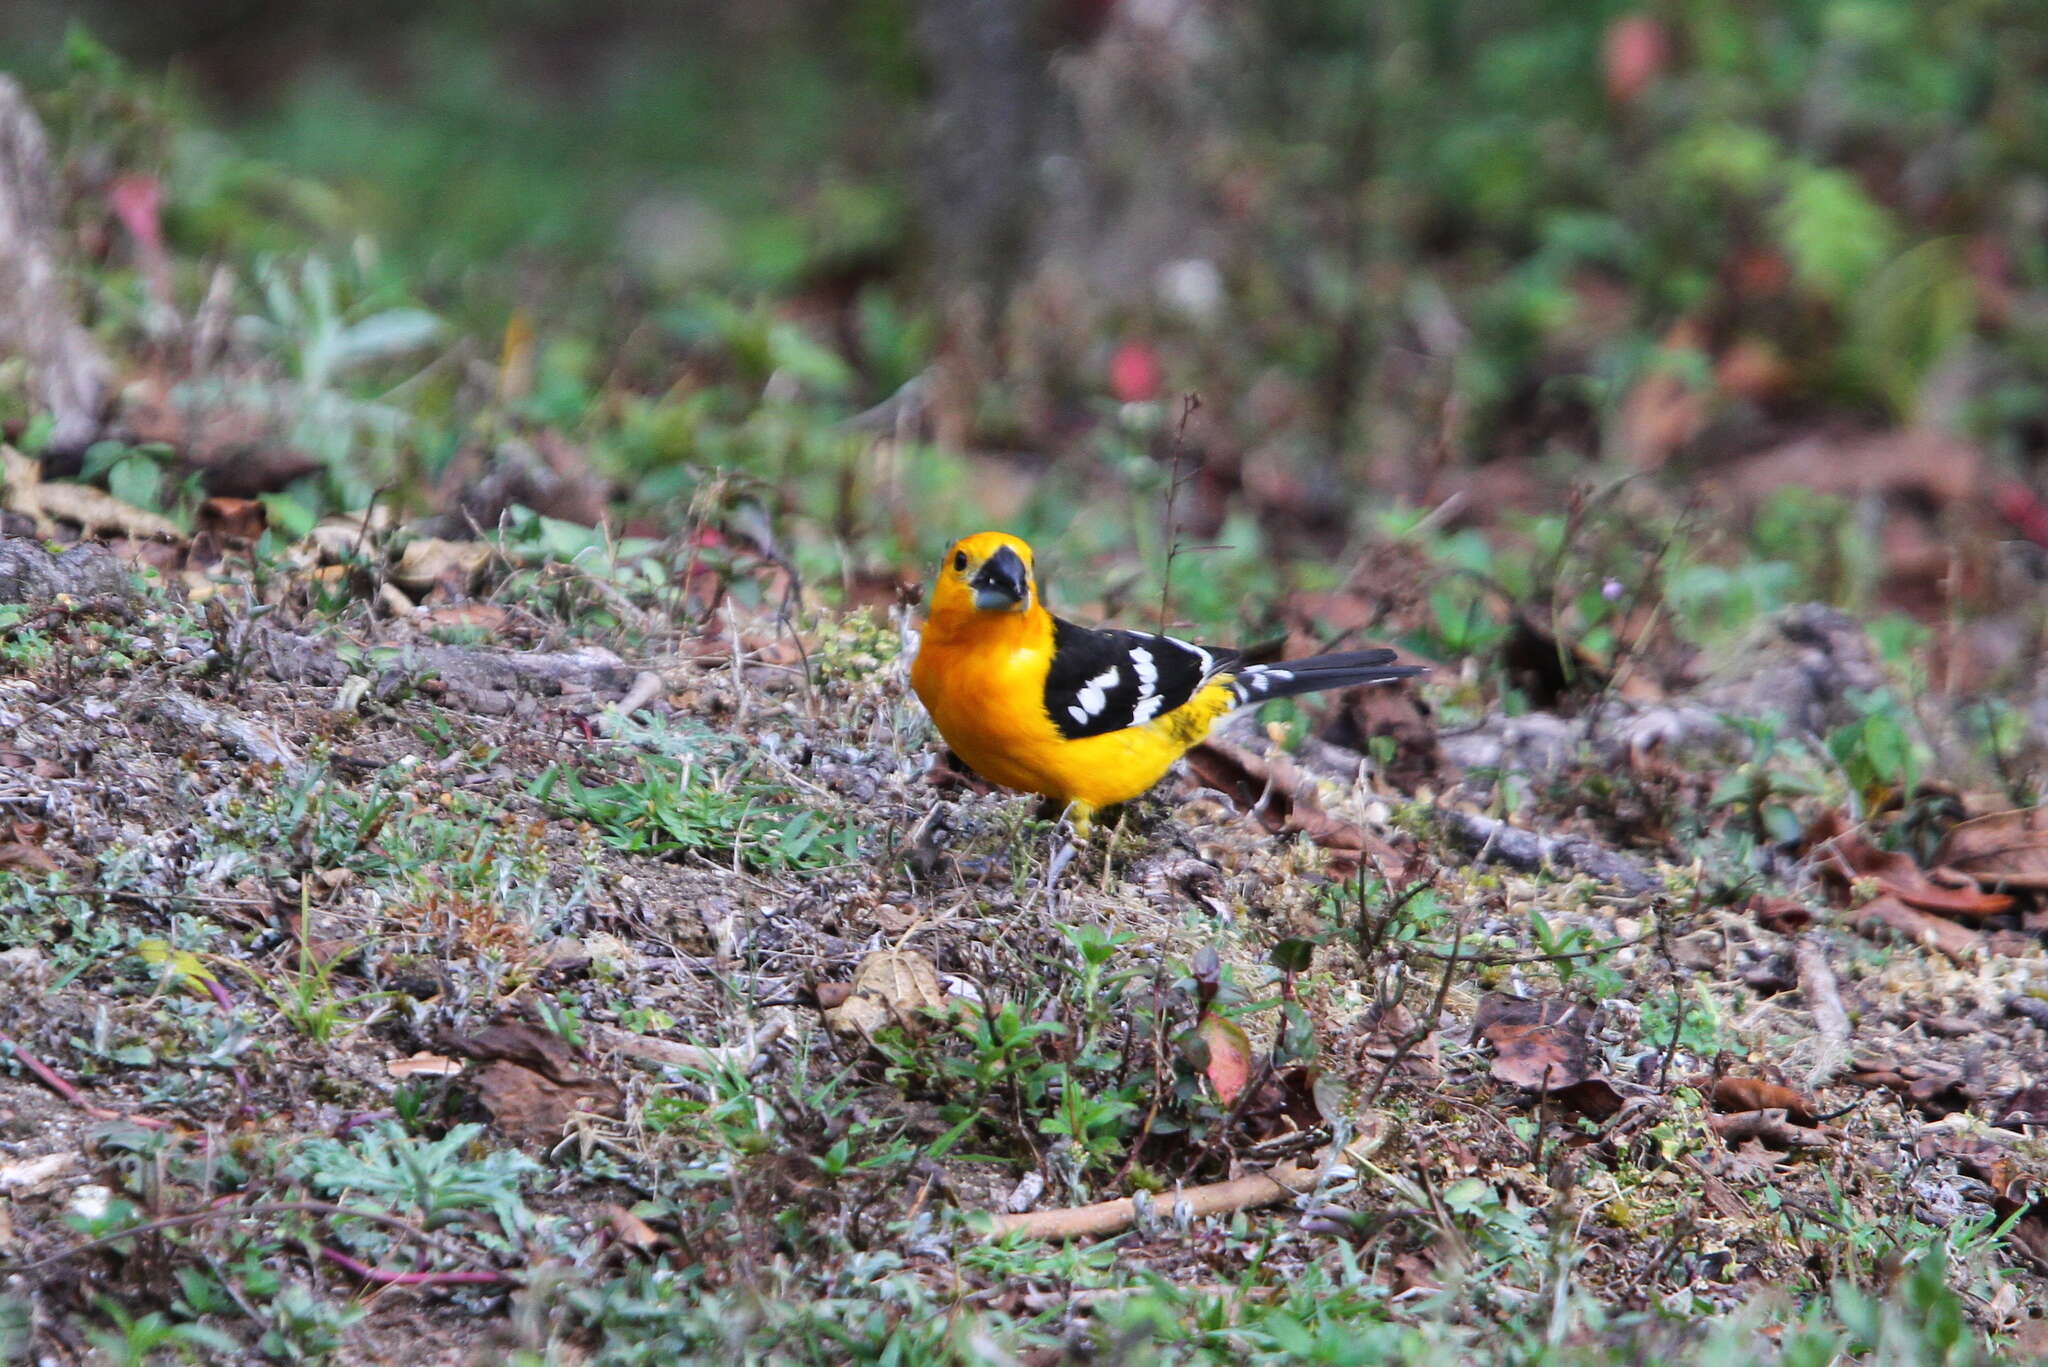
[1044,616,1240,740]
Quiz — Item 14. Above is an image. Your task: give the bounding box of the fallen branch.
[152,690,303,770]
[983,1159,1317,1242]
[1791,934,1852,1087]
[1438,809,1662,896]
[590,1020,786,1073]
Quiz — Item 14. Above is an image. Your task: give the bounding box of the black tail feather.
[1227,649,1423,706]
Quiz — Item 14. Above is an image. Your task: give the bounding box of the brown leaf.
[605,1204,666,1255]
[1358,1002,1439,1080]
[1474,994,1622,1118]
[1709,1076,1821,1127]
[1709,1108,1829,1150]
[1809,813,2015,918]
[851,948,948,1020]
[1993,1084,2048,1132]
[473,1058,623,1147]
[1747,894,1813,936]
[194,496,267,543]
[1183,741,1407,879]
[1848,1056,1972,1118]
[1486,1022,1591,1092]
[1919,1133,2048,1272]
[1471,993,1594,1039]
[0,842,58,875]
[1853,895,1994,962]
[419,603,513,633]
[391,537,492,595]
[822,993,892,1041]
[1934,808,2048,891]
[438,1019,587,1086]
[1197,1011,1254,1105]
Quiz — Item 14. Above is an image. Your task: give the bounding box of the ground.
[0,531,2044,1367]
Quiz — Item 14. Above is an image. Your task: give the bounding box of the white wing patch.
[1073,665,1122,722]
[1130,647,1156,685]
[1132,693,1165,724]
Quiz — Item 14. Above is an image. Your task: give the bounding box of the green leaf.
[108,455,163,512]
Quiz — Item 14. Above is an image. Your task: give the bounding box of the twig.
[1361,905,1466,1111]
[1156,391,1202,635]
[0,1028,166,1130]
[1656,878,1699,1092]
[315,1246,512,1287]
[983,1159,1316,1242]
[1404,931,1651,967]
[16,1199,509,1277]
[1792,934,1852,1087]
[589,1020,785,1073]
[1438,809,1663,896]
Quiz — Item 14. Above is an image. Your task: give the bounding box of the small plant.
[535,754,863,871]
[293,1121,538,1252]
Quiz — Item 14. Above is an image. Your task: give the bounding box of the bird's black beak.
[970,545,1030,611]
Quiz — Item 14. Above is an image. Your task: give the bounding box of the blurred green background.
[3,0,2046,643]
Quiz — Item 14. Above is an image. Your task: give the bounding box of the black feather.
[1225,650,1422,707]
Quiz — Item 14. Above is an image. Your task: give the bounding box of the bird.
[911,531,1423,835]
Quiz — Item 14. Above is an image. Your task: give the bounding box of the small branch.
[0,1028,166,1129]
[1404,931,1651,967]
[1439,809,1663,896]
[589,1020,785,1073]
[316,1246,512,1287]
[983,1160,1316,1242]
[1362,905,1466,1111]
[1155,391,1202,635]
[17,1199,509,1277]
[1791,934,1852,1087]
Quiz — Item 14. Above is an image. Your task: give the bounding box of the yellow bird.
[911,531,1421,833]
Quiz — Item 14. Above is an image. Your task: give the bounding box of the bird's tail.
[1226,649,1423,707]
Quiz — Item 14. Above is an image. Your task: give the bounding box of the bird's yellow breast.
[911,610,1234,813]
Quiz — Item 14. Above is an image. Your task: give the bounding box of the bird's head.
[931,531,1037,618]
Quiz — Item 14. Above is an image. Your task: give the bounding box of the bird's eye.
[953,551,968,572]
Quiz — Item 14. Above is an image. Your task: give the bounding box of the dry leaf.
[1472,995,1623,1119]
[1183,740,1407,879]
[1320,680,1442,793]
[1809,812,2015,918]
[386,1052,464,1079]
[851,949,947,1019]
[1709,1076,1820,1127]
[1710,1108,1829,1150]
[1747,894,1813,936]
[1196,1011,1254,1105]
[605,1204,666,1255]
[473,1058,623,1147]
[822,993,891,1040]
[0,842,58,875]
[437,1020,625,1145]
[0,1151,78,1193]
[391,537,492,594]
[1934,808,2048,890]
[1853,895,1999,962]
